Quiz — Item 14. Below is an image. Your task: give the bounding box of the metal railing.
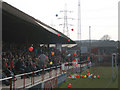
[1,65,62,89]
[1,60,91,89]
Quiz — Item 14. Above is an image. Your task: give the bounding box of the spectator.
[2,42,75,83]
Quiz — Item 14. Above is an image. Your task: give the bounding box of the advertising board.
[44,77,57,88]
[57,73,67,87]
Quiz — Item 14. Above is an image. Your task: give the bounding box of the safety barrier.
[1,65,61,89]
[66,60,92,77]
[1,60,91,89]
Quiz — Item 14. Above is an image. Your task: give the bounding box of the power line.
[58,3,74,37]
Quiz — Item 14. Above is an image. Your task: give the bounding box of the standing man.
[38,53,48,69]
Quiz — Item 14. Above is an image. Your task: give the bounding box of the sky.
[3,0,120,41]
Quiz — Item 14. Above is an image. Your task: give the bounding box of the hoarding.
[57,73,67,87]
[44,77,57,88]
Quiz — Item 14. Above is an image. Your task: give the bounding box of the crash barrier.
[57,73,67,87]
[66,60,92,77]
[1,60,92,89]
[1,65,61,89]
[28,73,67,89]
[32,60,91,89]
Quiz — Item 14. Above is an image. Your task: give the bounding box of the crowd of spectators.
[2,42,76,85]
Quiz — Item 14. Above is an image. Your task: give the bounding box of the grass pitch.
[59,67,118,88]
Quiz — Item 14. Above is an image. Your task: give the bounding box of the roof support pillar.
[47,44,50,48]
[56,43,62,51]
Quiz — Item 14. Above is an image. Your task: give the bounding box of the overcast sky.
[3,0,120,41]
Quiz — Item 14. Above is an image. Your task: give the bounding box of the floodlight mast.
[78,0,81,55]
[78,0,81,41]
[78,0,82,73]
[89,26,91,54]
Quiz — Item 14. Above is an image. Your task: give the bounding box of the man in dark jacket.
[15,58,25,74]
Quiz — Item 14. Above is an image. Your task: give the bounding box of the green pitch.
[59,67,118,88]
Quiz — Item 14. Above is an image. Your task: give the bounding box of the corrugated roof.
[2,1,75,44]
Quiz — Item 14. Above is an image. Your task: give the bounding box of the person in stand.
[38,53,47,69]
[38,52,49,74]
[9,57,16,75]
[15,58,25,74]
[2,58,16,81]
